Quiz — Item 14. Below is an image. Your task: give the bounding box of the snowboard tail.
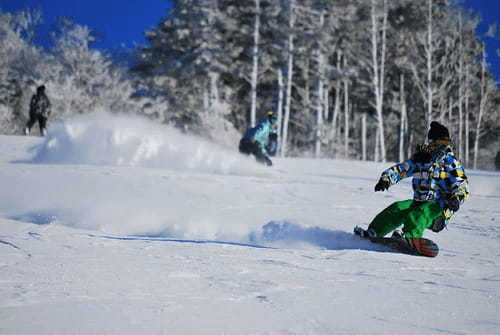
[407,237,439,257]
[368,236,439,257]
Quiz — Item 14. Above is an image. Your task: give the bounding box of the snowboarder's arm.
[44,96,51,116]
[29,96,37,113]
[380,159,416,185]
[375,160,415,192]
[260,142,269,156]
[242,125,260,142]
[443,156,469,205]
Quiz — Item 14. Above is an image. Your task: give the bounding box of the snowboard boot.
[354,226,376,238]
[391,230,404,239]
[390,230,418,250]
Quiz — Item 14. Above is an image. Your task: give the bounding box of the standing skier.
[25,85,51,136]
[355,121,469,240]
[239,111,278,166]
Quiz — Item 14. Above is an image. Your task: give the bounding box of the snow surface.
[1,114,499,335]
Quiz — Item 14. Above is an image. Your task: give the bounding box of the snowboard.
[354,228,439,257]
[367,236,439,257]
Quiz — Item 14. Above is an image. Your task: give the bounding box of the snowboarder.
[239,111,278,166]
[355,121,469,241]
[25,85,51,136]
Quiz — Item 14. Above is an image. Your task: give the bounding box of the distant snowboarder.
[355,121,469,244]
[239,111,278,166]
[25,85,51,136]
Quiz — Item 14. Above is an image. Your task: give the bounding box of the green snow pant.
[368,200,444,238]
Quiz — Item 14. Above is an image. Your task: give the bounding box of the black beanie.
[428,121,450,141]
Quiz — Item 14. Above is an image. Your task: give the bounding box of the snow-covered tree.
[134,0,239,143]
[0,9,42,133]
[2,2,499,168]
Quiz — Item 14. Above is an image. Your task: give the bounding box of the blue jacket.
[241,118,276,156]
[380,143,469,221]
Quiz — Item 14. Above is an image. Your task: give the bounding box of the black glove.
[431,216,446,233]
[374,178,390,192]
[446,197,460,212]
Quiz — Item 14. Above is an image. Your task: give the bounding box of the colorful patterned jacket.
[380,143,469,221]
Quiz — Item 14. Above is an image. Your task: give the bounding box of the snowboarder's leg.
[262,156,273,166]
[25,115,36,135]
[401,201,443,238]
[254,151,272,166]
[252,144,272,166]
[368,200,414,237]
[39,116,48,136]
[239,139,253,155]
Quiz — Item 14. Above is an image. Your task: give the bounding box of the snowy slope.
[1,114,499,335]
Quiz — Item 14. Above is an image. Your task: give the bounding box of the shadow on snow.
[8,210,60,225]
[8,212,391,254]
[90,221,390,254]
[252,221,390,253]
[88,234,273,250]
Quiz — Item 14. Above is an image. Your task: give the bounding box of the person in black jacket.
[25,85,51,136]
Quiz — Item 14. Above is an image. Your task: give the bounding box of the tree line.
[1,0,499,168]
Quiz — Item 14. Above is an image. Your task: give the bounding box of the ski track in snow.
[0,114,499,335]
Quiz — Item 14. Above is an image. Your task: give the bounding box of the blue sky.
[462,0,500,82]
[0,0,172,50]
[1,0,499,81]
